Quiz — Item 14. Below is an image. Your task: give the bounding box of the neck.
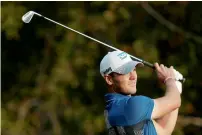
[108,87,131,96]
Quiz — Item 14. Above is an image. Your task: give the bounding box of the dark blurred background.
[1,1,202,135]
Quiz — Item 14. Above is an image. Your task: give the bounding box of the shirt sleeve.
[124,95,154,125]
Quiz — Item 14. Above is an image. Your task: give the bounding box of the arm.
[155,108,179,134]
[151,63,181,134]
[155,80,182,134]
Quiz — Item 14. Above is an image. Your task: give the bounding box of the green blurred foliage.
[1,1,202,135]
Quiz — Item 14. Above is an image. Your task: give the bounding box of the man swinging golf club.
[101,50,183,135]
[21,11,184,134]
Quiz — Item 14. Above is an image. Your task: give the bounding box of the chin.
[131,91,137,95]
[128,89,137,95]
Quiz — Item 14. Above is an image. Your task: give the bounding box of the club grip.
[142,61,186,83]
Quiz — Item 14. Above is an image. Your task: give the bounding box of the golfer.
[100,50,182,135]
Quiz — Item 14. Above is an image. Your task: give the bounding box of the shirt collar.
[105,93,130,101]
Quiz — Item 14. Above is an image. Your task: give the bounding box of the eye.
[111,72,121,77]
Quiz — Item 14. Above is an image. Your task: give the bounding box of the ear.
[104,75,113,85]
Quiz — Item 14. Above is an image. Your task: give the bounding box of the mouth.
[129,81,136,87]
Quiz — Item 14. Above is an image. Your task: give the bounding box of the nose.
[129,70,136,80]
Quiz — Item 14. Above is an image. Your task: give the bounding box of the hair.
[108,72,115,77]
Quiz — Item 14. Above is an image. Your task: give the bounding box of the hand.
[154,63,176,83]
[173,69,183,81]
[173,69,183,93]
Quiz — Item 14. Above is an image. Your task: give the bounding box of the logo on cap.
[103,67,112,74]
[117,52,127,60]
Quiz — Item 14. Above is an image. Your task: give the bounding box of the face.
[105,68,138,95]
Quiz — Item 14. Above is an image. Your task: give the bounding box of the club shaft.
[41,16,149,64]
[35,13,185,82]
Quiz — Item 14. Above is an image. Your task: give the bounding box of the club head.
[22,11,41,23]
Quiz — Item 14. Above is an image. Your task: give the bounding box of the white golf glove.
[173,69,183,94]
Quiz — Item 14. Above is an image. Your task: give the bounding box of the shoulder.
[125,95,154,117]
[122,96,155,125]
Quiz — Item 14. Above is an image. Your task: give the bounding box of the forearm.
[164,79,181,107]
[156,79,181,133]
[156,108,179,134]
[152,79,181,120]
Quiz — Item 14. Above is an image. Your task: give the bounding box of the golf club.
[22,11,185,83]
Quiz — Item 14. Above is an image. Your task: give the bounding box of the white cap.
[100,50,144,76]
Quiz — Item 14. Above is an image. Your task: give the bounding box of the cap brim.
[113,61,144,75]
